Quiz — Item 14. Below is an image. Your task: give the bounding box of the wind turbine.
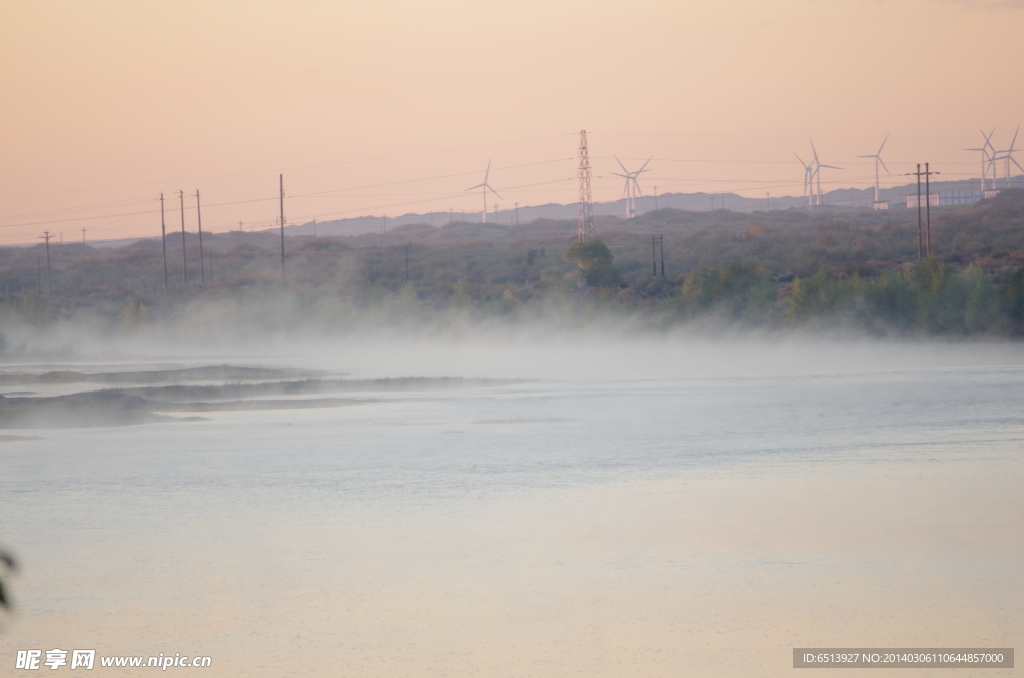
[465,159,502,223]
[856,134,891,204]
[965,129,996,191]
[810,141,842,206]
[611,155,652,218]
[994,126,1023,188]
[794,153,815,207]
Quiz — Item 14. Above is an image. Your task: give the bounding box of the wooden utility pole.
[179,190,187,287]
[914,164,923,259]
[279,174,285,285]
[39,231,53,294]
[660,235,665,277]
[160,193,168,292]
[924,163,940,257]
[195,190,205,286]
[81,228,86,244]
[907,164,940,259]
[651,235,665,276]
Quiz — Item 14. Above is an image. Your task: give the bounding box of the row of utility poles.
[157,175,285,293]
[30,174,289,296]
[909,163,940,260]
[159,189,207,292]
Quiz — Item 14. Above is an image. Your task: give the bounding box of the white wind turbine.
[810,141,842,206]
[794,153,815,207]
[965,129,996,191]
[856,134,891,204]
[994,126,1023,188]
[466,159,502,223]
[611,155,652,218]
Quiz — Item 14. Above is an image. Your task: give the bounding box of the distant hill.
[282,178,1004,238]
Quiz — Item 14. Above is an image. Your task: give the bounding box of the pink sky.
[1,0,1021,243]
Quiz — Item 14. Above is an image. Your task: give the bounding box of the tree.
[563,239,613,270]
[563,239,621,288]
[0,547,15,611]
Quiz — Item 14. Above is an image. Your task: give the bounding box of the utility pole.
[179,190,187,287]
[577,130,593,242]
[514,201,519,226]
[195,190,205,286]
[160,193,168,293]
[651,235,665,276]
[654,186,658,212]
[279,174,285,285]
[312,217,317,238]
[37,253,42,292]
[449,208,453,226]
[39,231,52,294]
[906,164,939,259]
[766,192,770,211]
[660,235,665,276]
[925,163,939,257]
[81,228,86,244]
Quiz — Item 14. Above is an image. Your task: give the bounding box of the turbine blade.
[484,158,491,182]
[637,156,653,172]
[632,177,643,197]
[484,183,502,201]
[878,133,889,155]
[820,164,843,170]
[614,155,629,173]
[1011,157,1024,172]
[879,157,891,175]
[466,182,486,191]
[794,153,808,168]
[982,128,996,150]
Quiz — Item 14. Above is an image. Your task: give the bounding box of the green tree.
[563,239,621,288]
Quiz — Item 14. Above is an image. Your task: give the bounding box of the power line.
[0,133,578,199]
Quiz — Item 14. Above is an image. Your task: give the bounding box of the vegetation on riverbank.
[1,190,1023,338]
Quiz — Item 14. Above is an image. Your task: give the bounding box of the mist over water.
[0,333,1021,676]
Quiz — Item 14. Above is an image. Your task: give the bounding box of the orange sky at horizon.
[1,0,1022,244]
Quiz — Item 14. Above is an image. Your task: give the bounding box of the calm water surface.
[1,340,1021,677]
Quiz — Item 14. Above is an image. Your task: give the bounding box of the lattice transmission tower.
[577,130,594,241]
